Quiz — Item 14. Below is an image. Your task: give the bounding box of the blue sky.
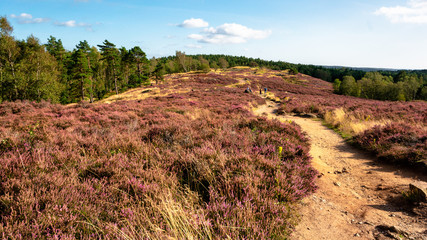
[1,0,427,69]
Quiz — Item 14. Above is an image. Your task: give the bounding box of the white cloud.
[179,18,209,28]
[55,20,93,31]
[10,13,49,24]
[375,0,427,24]
[187,23,271,44]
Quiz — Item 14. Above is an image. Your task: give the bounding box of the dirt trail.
[253,101,427,240]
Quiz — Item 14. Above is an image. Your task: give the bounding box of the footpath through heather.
[253,100,427,240]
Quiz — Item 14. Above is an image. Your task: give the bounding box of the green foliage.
[0,17,13,36]
[333,71,426,101]
[340,76,359,97]
[0,29,62,103]
[333,79,341,93]
[289,67,298,75]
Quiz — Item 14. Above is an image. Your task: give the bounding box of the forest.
[1,16,426,104]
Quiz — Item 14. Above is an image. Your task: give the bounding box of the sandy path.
[253,101,427,240]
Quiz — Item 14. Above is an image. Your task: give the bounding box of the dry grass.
[185,108,213,121]
[264,92,281,103]
[109,188,213,240]
[98,87,192,104]
[324,108,391,136]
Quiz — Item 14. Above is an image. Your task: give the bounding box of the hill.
[0,67,425,239]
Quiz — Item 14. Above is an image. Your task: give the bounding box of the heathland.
[1,16,426,239]
[1,66,426,239]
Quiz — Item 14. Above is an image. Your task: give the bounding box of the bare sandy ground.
[253,101,427,240]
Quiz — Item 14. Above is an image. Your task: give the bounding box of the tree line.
[185,55,426,101]
[0,17,157,104]
[333,72,426,101]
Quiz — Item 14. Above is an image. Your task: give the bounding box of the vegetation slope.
[0,68,320,239]
[2,66,425,239]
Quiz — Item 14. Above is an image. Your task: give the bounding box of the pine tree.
[98,40,120,94]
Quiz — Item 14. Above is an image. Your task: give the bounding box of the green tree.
[98,40,120,94]
[17,35,62,102]
[402,76,421,101]
[176,51,190,72]
[45,36,66,62]
[358,77,374,99]
[218,57,229,69]
[289,67,298,75]
[198,56,210,72]
[70,46,91,101]
[333,79,341,93]
[129,46,148,78]
[0,17,20,100]
[340,76,359,97]
[153,61,165,84]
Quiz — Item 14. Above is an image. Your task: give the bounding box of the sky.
[1,0,427,69]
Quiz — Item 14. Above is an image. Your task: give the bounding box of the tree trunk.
[137,63,141,77]
[87,56,93,103]
[90,77,94,103]
[112,59,118,95]
[114,68,118,95]
[81,76,85,101]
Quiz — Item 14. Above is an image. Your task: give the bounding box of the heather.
[218,67,426,167]
[0,72,317,239]
[353,124,426,167]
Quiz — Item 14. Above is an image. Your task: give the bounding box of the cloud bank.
[375,0,427,24]
[55,20,93,31]
[10,13,49,24]
[178,18,209,28]
[180,18,271,44]
[10,12,94,31]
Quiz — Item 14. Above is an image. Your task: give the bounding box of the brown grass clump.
[324,108,391,136]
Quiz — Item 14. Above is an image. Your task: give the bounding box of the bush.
[353,123,426,166]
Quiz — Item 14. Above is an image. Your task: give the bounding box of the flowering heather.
[212,67,425,124]
[353,123,427,167]
[0,71,317,239]
[219,67,426,166]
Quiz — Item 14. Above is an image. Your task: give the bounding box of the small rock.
[301,113,317,118]
[375,225,410,239]
[354,233,360,237]
[366,171,372,174]
[334,182,341,187]
[409,183,427,202]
